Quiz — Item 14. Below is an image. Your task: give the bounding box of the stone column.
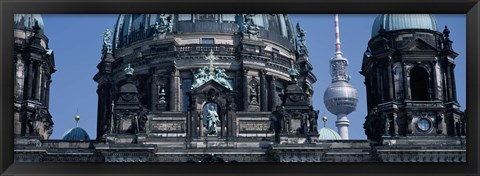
[35,63,42,101]
[269,75,277,111]
[175,69,181,111]
[260,70,268,111]
[243,67,249,111]
[198,111,204,137]
[169,66,177,111]
[27,59,34,99]
[387,63,394,101]
[402,63,410,100]
[96,85,105,137]
[446,64,453,101]
[46,79,51,108]
[434,63,443,101]
[378,65,388,102]
[152,74,159,109]
[40,66,47,104]
[450,64,457,101]
[221,112,226,138]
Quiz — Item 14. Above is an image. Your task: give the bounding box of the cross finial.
[205,49,219,69]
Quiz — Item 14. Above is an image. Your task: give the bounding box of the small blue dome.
[61,127,90,141]
[318,127,342,140]
[14,14,45,34]
[371,14,438,38]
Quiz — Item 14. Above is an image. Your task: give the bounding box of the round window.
[417,118,431,132]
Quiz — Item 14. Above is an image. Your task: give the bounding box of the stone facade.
[13,14,466,163]
[13,15,55,141]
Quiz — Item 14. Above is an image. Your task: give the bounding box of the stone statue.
[270,106,283,135]
[296,22,308,55]
[191,67,208,89]
[137,107,149,132]
[250,86,258,104]
[385,117,391,136]
[214,67,233,90]
[191,65,233,90]
[307,106,318,134]
[240,14,259,37]
[103,29,112,53]
[288,60,299,80]
[277,106,290,133]
[206,105,220,135]
[154,14,173,35]
[37,108,53,139]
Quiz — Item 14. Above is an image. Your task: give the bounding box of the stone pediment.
[403,38,438,51]
[191,50,233,91]
[190,79,232,94]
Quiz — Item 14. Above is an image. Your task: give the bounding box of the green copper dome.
[318,127,342,140]
[371,14,438,38]
[61,127,90,141]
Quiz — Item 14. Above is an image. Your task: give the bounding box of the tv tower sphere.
[324,81,358,115]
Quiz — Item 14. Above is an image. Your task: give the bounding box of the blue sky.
[41,14,466,140]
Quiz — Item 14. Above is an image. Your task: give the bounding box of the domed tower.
[361,14,466,142]
[324,14,358,140]
[61,114,91,141]
[94,14,317,146]
[318,115,342,140]
[13,14,55,140]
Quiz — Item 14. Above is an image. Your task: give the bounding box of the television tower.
[323,14,358,139]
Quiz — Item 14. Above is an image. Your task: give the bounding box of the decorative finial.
[75,114,80,127]
[124,64,135,76]
[322,115,327,128]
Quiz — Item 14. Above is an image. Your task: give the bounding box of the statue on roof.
[237,14,259,38]
[288,60,300,80]
[154,14,173,35]
[296,22,308,55]
[103,29,113,53]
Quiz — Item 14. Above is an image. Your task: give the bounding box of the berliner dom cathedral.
[13,14,466,162]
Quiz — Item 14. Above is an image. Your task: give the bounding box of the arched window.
[410,67,430,101]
